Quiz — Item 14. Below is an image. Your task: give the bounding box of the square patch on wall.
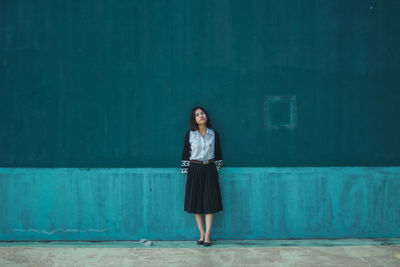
[264,95,297,129]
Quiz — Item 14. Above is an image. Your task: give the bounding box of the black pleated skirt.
[184,161,223,214]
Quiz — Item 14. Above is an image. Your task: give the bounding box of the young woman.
[181,106,224,247]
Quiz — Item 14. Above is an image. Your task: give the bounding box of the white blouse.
[189,128,215,161]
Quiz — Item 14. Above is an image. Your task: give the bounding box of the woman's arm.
[214,131,223,171]
[181,131,191,174]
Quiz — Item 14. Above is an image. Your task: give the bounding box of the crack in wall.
[6,228,111,234]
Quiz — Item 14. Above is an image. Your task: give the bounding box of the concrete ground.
[0,238,399,267]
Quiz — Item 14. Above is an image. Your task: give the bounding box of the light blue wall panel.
[1,167,399,241]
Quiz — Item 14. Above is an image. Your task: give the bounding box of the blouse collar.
[195,127,213,137]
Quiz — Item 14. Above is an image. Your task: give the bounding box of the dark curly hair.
[190,106,212,131]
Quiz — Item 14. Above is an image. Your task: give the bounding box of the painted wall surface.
[1,1,399,241]
[1,0,400,167]
[1,167,399,241]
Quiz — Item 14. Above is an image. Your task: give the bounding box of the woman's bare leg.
[205,213,214,242]
[194,214,205,241]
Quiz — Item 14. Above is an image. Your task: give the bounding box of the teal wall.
[1,167,399,241]
[1,0,400,167]
[1,1,400,240]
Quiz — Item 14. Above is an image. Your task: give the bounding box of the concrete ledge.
[1,238,400,248]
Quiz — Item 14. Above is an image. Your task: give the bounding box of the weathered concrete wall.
[1,167,399,241]
[1,1,400,168]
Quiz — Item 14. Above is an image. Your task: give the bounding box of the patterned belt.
[190,159,215,164]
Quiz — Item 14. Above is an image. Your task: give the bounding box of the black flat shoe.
[203,241,212,247]
[197,240,204,245]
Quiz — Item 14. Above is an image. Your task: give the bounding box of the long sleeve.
[214,131,223,171]
[181,131,191,174]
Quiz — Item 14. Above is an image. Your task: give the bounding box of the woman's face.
[195,108,207,126]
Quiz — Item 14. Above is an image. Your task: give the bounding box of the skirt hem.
[184,208,223,214]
